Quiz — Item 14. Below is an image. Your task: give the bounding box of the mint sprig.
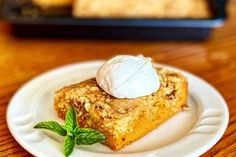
[34,106,106,157]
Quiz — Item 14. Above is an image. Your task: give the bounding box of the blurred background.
[0,0,236,156]
[0,0,228,39]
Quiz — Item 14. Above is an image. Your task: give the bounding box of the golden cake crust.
[54,68,188,150]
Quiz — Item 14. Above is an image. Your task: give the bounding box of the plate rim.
[7,60,229,157]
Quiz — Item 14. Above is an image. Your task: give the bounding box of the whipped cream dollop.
[96,55,160,98]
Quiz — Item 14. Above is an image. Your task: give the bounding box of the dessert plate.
[7,61,229,157]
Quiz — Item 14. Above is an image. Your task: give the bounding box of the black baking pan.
[1,0,227,40]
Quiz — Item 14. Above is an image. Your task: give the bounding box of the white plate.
[7,61,229,157]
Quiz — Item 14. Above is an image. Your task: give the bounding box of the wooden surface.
[1,1,236,157]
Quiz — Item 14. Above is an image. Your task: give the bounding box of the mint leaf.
[65,107,77,132]
[75,128,106,145]
[34,121,67,136]
[34,106,107,157]
[64,135,75,157]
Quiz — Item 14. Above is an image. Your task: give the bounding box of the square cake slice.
[54,68,187,150]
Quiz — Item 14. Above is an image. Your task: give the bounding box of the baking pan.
[1,0,227,40]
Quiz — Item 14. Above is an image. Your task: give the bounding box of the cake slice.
[54,68,187,150]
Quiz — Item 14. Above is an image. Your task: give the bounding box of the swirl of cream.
[96,55,160,98]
